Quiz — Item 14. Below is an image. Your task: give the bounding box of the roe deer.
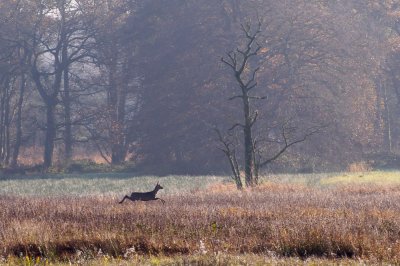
[119,181,165,204]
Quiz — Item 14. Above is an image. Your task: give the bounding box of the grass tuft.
[1,172,400,264]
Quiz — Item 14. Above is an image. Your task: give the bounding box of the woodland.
[1,0,400,176]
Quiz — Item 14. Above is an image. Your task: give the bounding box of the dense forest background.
[1,0,400,175]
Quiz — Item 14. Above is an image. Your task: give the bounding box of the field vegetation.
[0,175,223,196]
[0,172,400,265]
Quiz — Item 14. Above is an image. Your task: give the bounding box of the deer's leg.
[119,195,129,204]
[155,198,165,204]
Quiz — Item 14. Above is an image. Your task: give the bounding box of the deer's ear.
[157,181,159,185]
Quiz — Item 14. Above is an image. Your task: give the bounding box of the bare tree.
[218,19,325,188]
[214,126,243,189]
[29,0,96,167]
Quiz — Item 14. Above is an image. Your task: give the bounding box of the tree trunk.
[44,105,56,168]
[108,53,129,165]
[383,83,392,152]
[108,59,121,165]
[0,80,5,161]
[12,73,26,167]
[60,4,72,161]
[243,97,254,187]
[64,76,72,160]
[4,80,11,165]
[32,66,62,168]
[63,60,72,160]
[116,89,126,163]
[374,80,383,146]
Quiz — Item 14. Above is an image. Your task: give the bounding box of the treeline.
[0,0,399,174]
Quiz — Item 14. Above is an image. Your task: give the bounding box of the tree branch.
[219,51,237,70]
[251,110,258,127]
[229,123,245,131]
[258,124,328,169]
[245,67,260,89]
[249,96,267,100]
[229,95,243,100]
[213,126,242,189]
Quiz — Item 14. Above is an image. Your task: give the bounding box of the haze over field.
[4,1,400,264]
[1,172,400,196]
[0,0,400,177]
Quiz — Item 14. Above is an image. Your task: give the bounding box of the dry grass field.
[1,173,400,265]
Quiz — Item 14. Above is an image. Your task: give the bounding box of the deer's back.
[130,191,155,200]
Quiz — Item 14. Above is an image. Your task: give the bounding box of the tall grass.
[0,182,400,263]
[0,174,224,196]
[2,171,400,196]
[262,171,400,187]
[1,172,400,264]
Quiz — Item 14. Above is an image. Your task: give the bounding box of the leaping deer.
[119,181,165,204]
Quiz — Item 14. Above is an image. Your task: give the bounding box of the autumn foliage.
[0,0,399,174]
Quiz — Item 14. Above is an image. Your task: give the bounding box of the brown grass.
[1,184,400,263]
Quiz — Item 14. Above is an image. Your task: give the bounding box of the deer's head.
[156,181,163,190]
